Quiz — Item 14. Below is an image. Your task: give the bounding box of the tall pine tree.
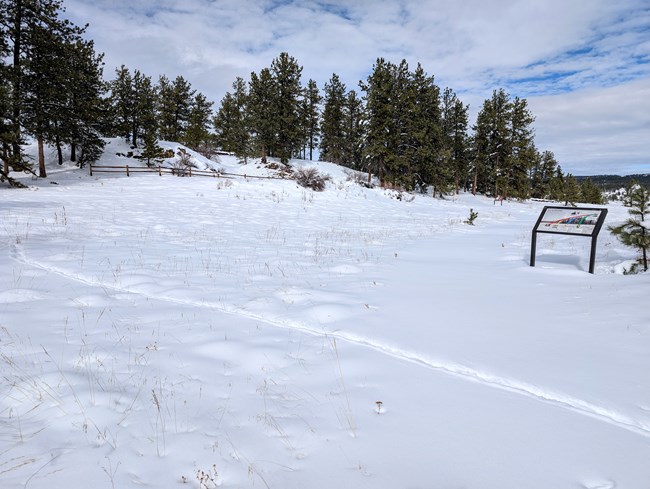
[108,66,134,143]
[248,68,277,163]
[320,73,347,165]
[342,89,364,169]
[1,0,98,178]
[361,58,396,185]
[405,65,443,194]
[213,77,251,160]
[445,92,470,194]
[184,92,214,154]
[472,89,512,197]
[157,75,195,142]
[270,52,303,164]
[60,38,105,166]
[301,79,321,161]
[505,97,535,199]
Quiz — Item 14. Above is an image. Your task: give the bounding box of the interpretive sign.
[530,206,608,274]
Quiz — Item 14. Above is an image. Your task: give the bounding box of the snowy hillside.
[1,141,649,489]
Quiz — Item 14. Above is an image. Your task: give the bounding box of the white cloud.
[529,79,650,175]
[63,0,650,175]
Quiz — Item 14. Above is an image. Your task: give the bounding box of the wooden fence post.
[126,165,130,177]
[89,164,93,176]
[158,165,162,176]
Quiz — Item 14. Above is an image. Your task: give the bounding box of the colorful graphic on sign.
[538,208,603,236]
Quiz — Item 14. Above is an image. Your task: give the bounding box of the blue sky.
[64,0,650,175]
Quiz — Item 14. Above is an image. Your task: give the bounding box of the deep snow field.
[1,140,649,489]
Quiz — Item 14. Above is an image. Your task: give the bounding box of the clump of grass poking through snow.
[196,464,220,488]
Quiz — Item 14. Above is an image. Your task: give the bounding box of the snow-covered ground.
[1,140,649,489]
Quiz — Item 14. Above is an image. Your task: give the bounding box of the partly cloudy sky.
[64,0,649,175]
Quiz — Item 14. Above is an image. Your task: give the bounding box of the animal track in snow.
[12,244,650,439]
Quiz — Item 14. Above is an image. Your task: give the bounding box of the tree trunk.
[2,143,9,175]
[261,144,267,164]
[56,137,63,165]
[71,143,77,162]
[455,174,460,195]
[11,0,23,160]
[494,155,500,197]
[37,136,46,178]
[472,169,477,196]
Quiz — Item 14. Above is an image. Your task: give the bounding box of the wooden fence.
[89,164,287,181]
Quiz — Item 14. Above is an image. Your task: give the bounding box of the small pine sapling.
[465,208,478,225]
[609,185,650,272]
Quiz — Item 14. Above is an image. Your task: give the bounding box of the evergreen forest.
[0,0,604,203]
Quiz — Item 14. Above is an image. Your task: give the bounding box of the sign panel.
[530,206,608,274]
[535,207,604,236]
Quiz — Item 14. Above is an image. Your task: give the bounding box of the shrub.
[170,149,196,177]
[294,167,330,191]
[344,168,374,188]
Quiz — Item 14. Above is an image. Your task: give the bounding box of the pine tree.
[472,89,512,197]
[213,77,250,160]
[0,25,17,183]
[609,185,650,271]
[548,165,565,201]
[136,75,161,166]
[108,67,157,150]
[563,173,581,206]
[158,75,195,142]
[320,73,347,165]
[530,150,558,199]
[361,58,397,186]
[128,70,151,147]
[270,52,303,164]
[60,38,105,166]
[383,59,411,187]
[1,0,40,175]
[407,65,444,194]
[248,68,277,163]
[441,89,469,194]
[24,19,89,175]
[342,89,364,169]
[580,178,604,205]
[3,0,89,177]
[302,79,321,161]
[506,97,535,199]
[184,92,213,154]
[109,66,135,143]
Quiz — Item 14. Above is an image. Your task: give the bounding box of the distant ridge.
[576,174,650,190]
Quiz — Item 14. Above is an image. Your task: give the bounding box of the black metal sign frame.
[530,206,608,274]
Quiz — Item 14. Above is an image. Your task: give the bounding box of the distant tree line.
[0,0,603,204]
[577,174,650,192]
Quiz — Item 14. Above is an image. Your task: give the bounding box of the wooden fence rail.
[89,164,288,181]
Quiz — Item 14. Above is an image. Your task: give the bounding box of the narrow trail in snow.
[11,245,650,439]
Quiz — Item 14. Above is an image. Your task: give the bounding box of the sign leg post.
[530,232,537,267]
